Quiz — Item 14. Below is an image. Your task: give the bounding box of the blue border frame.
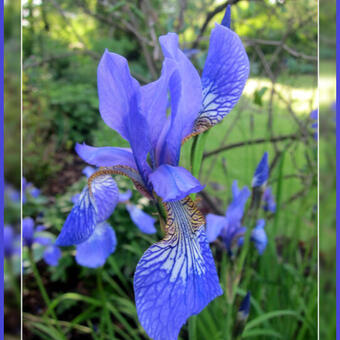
[0,0,4,338]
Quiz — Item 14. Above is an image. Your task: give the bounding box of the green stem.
[97,268,115,339]
[190,131,209,201]
[28,249,66,339]
[188,315,197,340]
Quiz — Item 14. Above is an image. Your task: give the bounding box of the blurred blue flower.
[238,219,268,255]
[56,5,249,338]
[75,221,117,268]
[238,292,251,321]
[310,109,318,140]
[43,245,62,267]
[252,152,269,188]
[22,177,41,203]
[4,183,20,203]
[4,225,20,259]
[23,217,62,266]
[22,217,51,248]
[262,186,276,213]
[206,181,250,255]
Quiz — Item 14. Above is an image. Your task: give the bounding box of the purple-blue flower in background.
[4,183,20,203]
[206,181,250,255]
[262,186,276,213]
[252,152,269,188]
[310,109,318,140]
[43,245,62,267]
[22,217,62,266]
[239,219,268,255]
[56,5,249,338]
[4,225,20,259]
[22,217,51,248]
[22,177,41,203]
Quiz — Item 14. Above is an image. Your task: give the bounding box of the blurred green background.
[21,0,322,340]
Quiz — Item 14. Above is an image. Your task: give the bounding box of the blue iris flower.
[252,152,269,188]
[56,6,249,339]
[22,217,62,266]
[262,186,276,213]
[206,182,268,255]
[4,225,21,259]
[310,109,318,140]
[206,181,250,255]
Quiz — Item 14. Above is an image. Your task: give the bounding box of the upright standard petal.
[75,143,138,169]
[149,164,204,202]
[157,33,202,164]
[205,214,227,243]
[140,58,177,150]
[159,34,202,139]
[43,245,62,266]
[134,197,222,340]
[75,222,117,268]
[192,24,249,135]
[56,173,118,246]
[126,204,156,234]
[252,152,269,187]
[97,50,140,140]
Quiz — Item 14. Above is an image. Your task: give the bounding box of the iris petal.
[89,173,119,222]
[56,187,97,246]
[75,143,138,169]
[126,204,156,234]
[134,197,222,340]
[140,58,177,149]
[97,50,140,140]
[193,24,249,135]
[75,222,117,268]
[205,214,227,242]
[56,174,118,246]
[149,164,204,202]
[157,33,202,165]
[43,245,61,266]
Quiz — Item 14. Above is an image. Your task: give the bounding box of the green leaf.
[243,328,283,338]
[245,310,302,330]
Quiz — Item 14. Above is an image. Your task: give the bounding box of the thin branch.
[192,0,241,49]
[203,132,313,158]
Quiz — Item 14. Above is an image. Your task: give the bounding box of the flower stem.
[28,249,66,339]
[190,131,209,201]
